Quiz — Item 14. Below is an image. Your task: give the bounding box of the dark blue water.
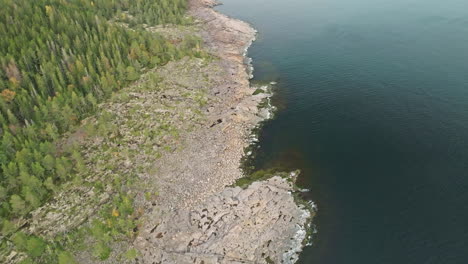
[217,0,468,263]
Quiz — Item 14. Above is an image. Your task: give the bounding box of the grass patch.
[252,88,265,95]
[233,168,289,188]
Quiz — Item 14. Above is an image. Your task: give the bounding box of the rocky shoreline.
[137,174,312,264]
[0,1,314,263]
[134,0,315,263]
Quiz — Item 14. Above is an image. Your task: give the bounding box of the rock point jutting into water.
[137,174,312,264]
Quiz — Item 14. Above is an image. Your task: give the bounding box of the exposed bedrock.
[136,176,311,264]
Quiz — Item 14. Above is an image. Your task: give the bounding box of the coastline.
[0,0,314,263]
[135,0,315,263]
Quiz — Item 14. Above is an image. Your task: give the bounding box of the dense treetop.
[0,0,198,226]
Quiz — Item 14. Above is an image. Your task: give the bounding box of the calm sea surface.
[217,0,468,263]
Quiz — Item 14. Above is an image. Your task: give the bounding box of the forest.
[0,0,198,257]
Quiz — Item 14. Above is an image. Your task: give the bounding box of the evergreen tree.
[0,0,202,242]
[10,195,26,216]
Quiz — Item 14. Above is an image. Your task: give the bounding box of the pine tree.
[10,195,26,216]
[42,154,55,171]
[55,158,68,180]
[0,0,197,225]
[22,186,41,209]
[125,66,139,81]
[25,236,47,258]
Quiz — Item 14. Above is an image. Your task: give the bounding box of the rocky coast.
[134,0,315,263]
[0,1,314,263]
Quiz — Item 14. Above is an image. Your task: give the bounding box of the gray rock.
[136,176,311,264]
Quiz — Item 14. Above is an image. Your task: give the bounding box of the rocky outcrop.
[0,0,314,263]
[133,1,315,263]
[136,175,311,264]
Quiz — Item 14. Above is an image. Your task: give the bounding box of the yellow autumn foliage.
[9,77,20,87]
[1,89,16,102]
[112,208,120,217]
[45,5,53,17]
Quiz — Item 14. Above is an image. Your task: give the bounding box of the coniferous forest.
[0,1,200,261]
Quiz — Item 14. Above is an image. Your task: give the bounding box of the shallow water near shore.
[217,0,468,263]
